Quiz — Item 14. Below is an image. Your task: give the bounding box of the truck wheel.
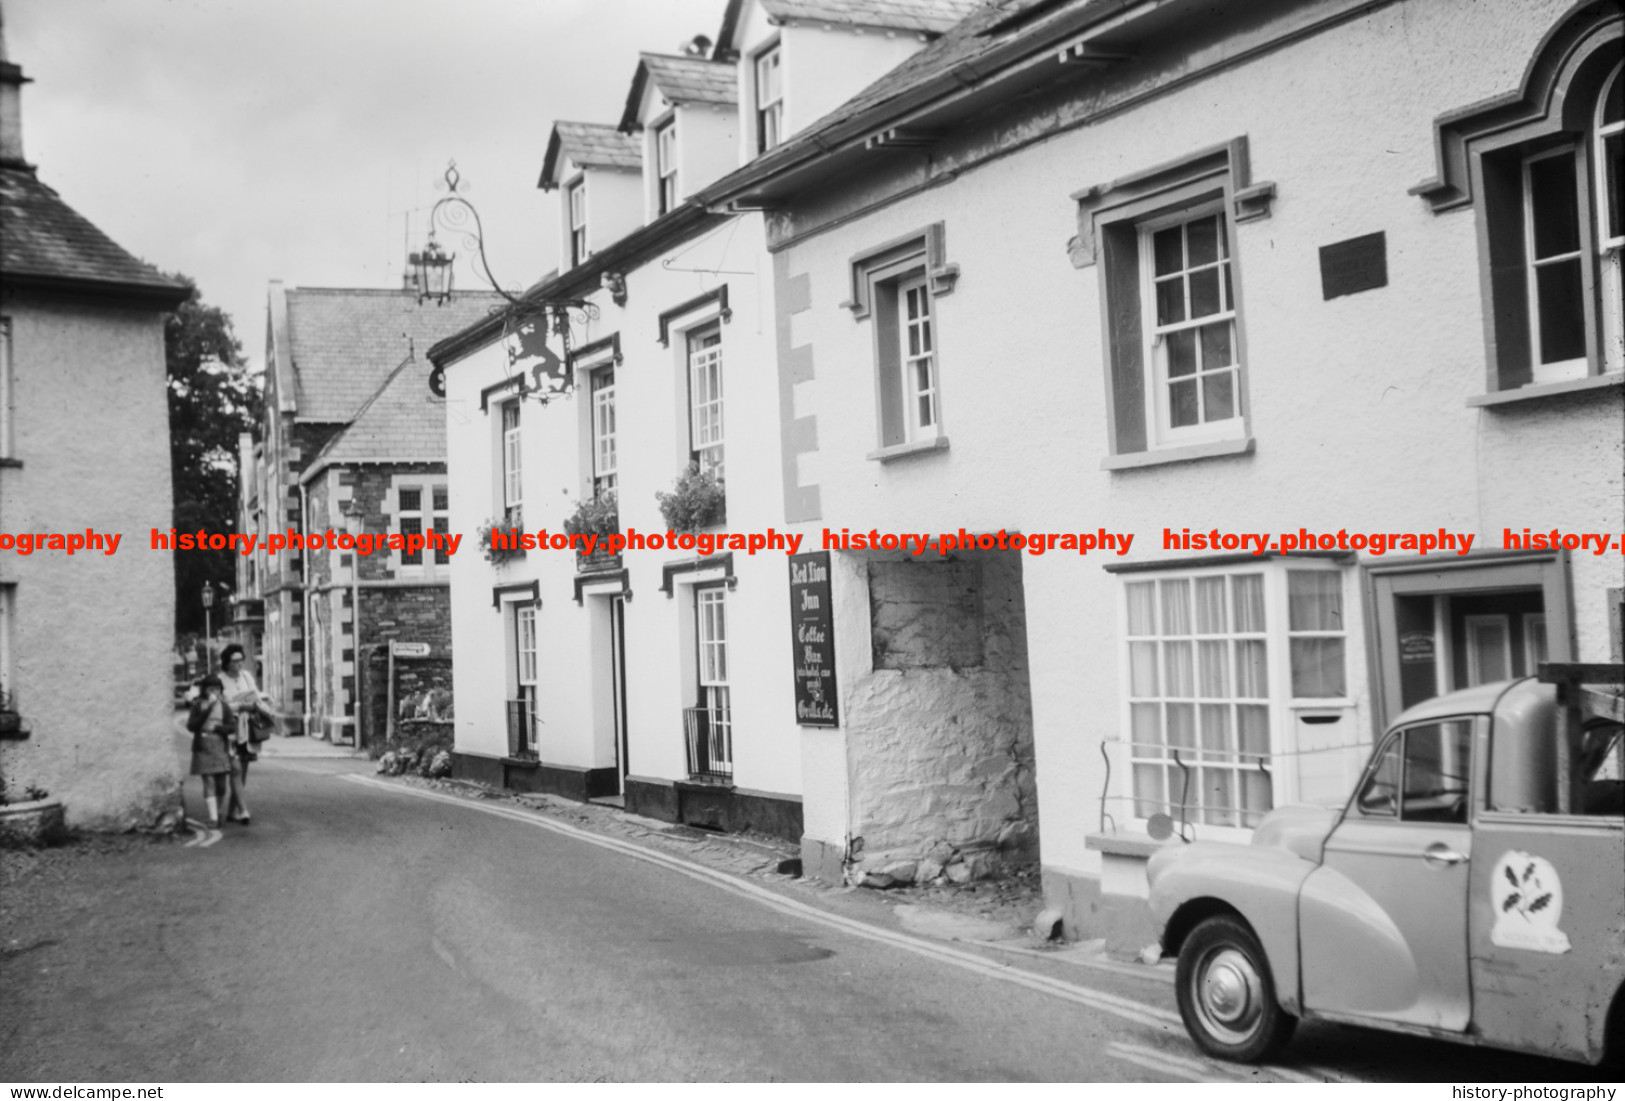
[1175,914,1297,1062]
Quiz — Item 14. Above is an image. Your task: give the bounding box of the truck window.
[1578,719,1623,816]
[1356,720,1473,824]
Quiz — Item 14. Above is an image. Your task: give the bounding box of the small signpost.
[788,551,838,727]
[390,641,431,658]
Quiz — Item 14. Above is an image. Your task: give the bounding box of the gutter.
[0,270,191,309]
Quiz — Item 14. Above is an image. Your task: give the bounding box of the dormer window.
[656,120,678,215]
[755,45,783,154]
[568,179,588,266]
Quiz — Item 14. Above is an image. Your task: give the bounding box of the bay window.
[1120,562,1351,831]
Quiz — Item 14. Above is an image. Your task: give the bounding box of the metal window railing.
[683,703,732,781]
[507,697,536,759]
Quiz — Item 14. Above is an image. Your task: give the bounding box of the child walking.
[187,674,234,828]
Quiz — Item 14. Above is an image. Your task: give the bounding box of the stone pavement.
[254,732,367,760]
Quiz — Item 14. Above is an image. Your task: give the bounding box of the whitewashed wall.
[768,0,1623,892]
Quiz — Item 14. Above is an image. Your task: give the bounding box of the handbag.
[248,710,275,743]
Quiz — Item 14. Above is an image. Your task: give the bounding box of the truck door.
[1300,718,1476,1030]
[1467,713,1625,1063]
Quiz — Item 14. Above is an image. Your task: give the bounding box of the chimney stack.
[0,1,32,170]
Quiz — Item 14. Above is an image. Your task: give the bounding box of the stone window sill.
[867,436,950,463]
[1085,831,1176,859]
[1466,371,1623,408]
[1102,436,1254,471]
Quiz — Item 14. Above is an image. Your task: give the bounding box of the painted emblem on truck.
[1489,850,1571,954]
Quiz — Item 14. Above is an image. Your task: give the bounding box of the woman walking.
[217,644,270,824]
[187,674,233,828]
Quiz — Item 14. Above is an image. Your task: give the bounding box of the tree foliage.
[165,275,260,635]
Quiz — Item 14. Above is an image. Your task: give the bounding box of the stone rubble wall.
[845,549,1038,886]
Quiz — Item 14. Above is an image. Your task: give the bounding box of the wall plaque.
[788,551,839,727]
[1319,231,1388,300]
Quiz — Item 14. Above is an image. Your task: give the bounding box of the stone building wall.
[844,548,1038,882]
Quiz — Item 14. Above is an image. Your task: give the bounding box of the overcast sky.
[7,0,725,373]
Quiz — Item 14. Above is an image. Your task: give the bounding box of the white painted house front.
[690,0,1625,944]
[431,5,977,840]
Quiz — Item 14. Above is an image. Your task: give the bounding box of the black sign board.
[788,551,839,727]
[1319,231,1388,300]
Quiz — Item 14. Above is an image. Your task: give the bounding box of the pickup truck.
[1147,666,1624,1067]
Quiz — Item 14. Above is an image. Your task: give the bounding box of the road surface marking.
[341,776,1177,1030]
[979,938,1175,984]
[183,818,222,848]
[1107,1040,1260,1082]
[1106,1041,1236,1082]
[340,774,1362,1083]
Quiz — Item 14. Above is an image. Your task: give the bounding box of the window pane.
[1235,639,1268,697]
[1200,703,1232,752]
[1187,215,1219,265]
[1190,267,1221,318]
[1200,321,1233,367]
[1194,577,1226,634]
[432,487,449,511]
[1164,641,1194,697]
[1167,702,1196,749]
[1605,133,1621,240]
[1237,704,1270,755]
[1166,328,1197,377]
[1358,736,1402,816]
[1153,226,1183,276]
[1126,582,1156,635]
[1535,258,1587,363]
[1170,379,1199,427]
[1202,370,1235,421]
[1198,640,1229,697]
[1288,571,1343,631]
[1133,763,1165,818]
[1232,574,1265,633]
[1241,769,1272,827]
[399,488,421,511]
[1156,277,1185,325]
[1160,579,1191,635]
[1401,721,1471,824]
[1131,702,1162,756]
[1290,637,1347,697]
[1528,153,1580,259]
[1202,769,1237,827]
[1129,641,1159,695]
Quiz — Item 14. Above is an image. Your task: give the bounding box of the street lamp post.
[201,581,215,672]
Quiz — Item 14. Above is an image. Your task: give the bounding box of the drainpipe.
[298,481,312,738]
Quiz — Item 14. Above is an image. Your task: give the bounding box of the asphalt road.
[1,738,1616,1083]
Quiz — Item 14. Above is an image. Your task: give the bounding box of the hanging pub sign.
[788,551,839,727]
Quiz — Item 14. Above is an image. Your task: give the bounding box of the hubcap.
[1195,947,1263,1041]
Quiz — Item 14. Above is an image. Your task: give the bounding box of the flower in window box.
[563,491,620,571]
[477,517,528,566]
[656,464,726,533]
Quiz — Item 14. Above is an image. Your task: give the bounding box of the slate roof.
[540,122,643,189]
[758,0,984,33]
[620,53,738,131]
[793,0,1051,128]
[278,288,502,423]
[699,0,1114,201]
[0,166,188,302]
[642,53,738,106]
[302,348,446,475]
